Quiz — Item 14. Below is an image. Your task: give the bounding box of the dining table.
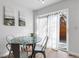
[7,36,41,58]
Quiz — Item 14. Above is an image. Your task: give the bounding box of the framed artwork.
[3,6,15,26]
[18,11,26,26]
[19,18,25,26]
[4,16,15,26]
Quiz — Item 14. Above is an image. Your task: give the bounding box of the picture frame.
[18,11,26,26]
[4,16,15,26]
[3,6,15,26]
[19,18,26,26]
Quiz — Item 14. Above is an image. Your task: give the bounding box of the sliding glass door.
[48,14,60,50]
[35,9,68,51]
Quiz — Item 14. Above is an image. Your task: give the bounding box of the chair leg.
[42,51,46,58]
[8,50,11,57]
[33,52,46,58]
[33,52,36,58]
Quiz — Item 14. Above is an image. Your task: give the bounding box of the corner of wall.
[68,51,79,57]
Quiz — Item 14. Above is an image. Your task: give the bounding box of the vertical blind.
[36,14,60,49]
[36,17,48,45]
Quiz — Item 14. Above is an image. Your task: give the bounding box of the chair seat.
[33,36,48,58]
[34,45,45,51]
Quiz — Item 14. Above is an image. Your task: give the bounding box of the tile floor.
[1,48,77,58]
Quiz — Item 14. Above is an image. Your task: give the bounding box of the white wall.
[34,0,79,56]
[0,0,33,57]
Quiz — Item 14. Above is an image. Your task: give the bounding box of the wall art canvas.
[18,11,26,26]
[3,6,15,26]
[19,18,25,26]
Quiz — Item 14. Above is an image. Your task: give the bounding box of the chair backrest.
[41,36,48,50]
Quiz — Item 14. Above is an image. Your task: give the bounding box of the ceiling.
[9,0,63,10]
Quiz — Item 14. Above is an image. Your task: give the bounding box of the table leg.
[32,43,36,58]
[27,44,36,58]
[11,44,20,58]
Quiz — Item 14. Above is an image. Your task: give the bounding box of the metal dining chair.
[33,36,48,58]
[6,35,14,57]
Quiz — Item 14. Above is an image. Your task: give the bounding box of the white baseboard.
[68,51,79,57]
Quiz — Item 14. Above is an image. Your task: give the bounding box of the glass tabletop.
[8,36,42,44]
